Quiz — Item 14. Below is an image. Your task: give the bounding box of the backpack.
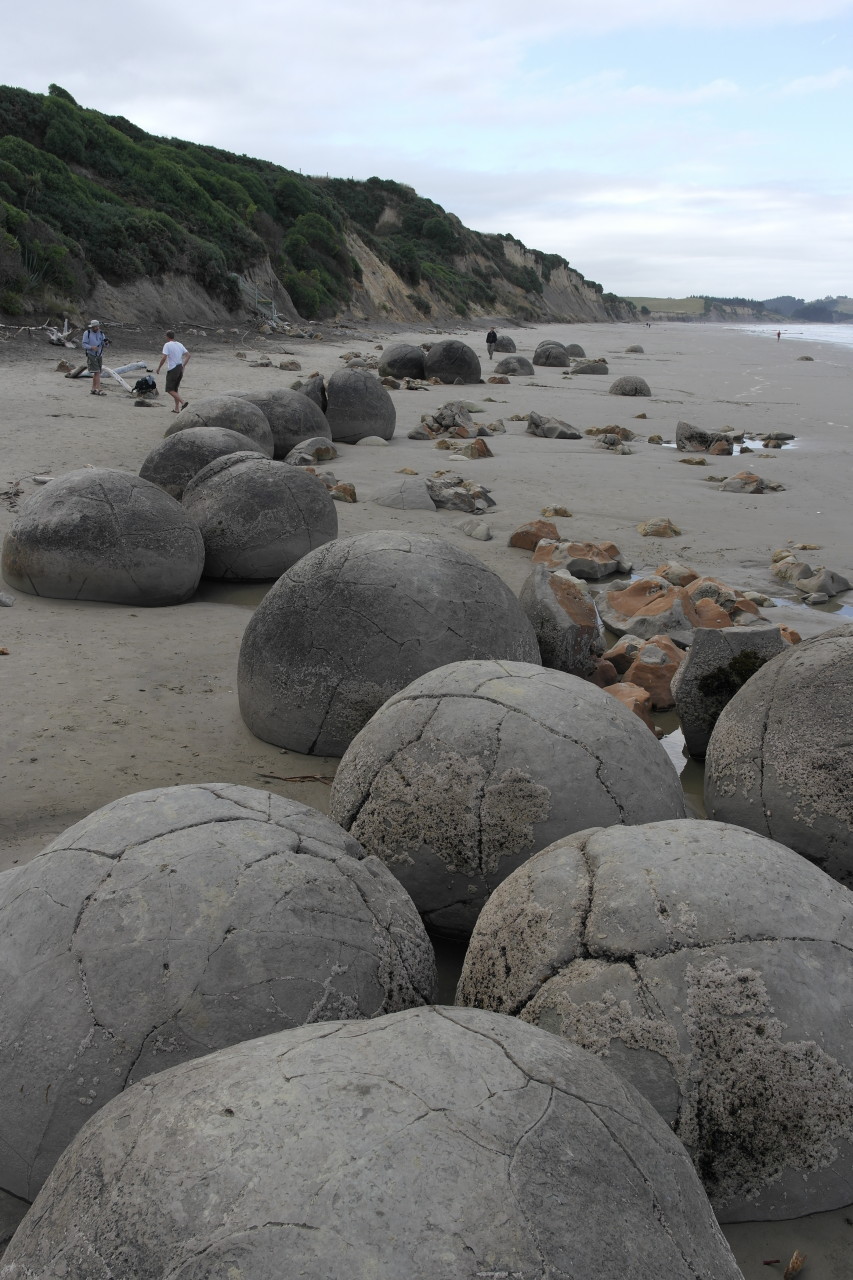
[133,375,157,395]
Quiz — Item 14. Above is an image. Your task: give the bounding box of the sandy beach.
[1,318,852,1272]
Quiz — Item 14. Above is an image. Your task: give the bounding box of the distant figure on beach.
[486,328,498,360]
[777,330,781,341]
[157,331,191,413]
[81,320,108,396]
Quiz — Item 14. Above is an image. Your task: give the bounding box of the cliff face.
[341,228,631,325]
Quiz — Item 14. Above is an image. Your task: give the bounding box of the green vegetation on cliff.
[0,84,624,321]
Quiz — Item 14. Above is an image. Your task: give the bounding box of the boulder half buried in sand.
[609,375,651,396]
[182,453,337,580]
[705,625,853,886]
[1,1007,743,1280]
[0,783,435,1200]
[378,343,425,380]
[238,531,539,756]
[423,339,481,384]
[2,468,204,606]
[325,367,396,444]
[139,426,265,499]
[329,660,685,934]
[456,818,853,1221]
[232,388,331,458]
[165,395,275,456]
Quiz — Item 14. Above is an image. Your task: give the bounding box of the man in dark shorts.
[156,330,190,412]
[486,327,498,360]
[81,320,107,395]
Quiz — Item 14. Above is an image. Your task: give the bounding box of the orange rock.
[487,375,510,384]
[605,682,658,734]
[780,625,802,644]
[693,598,731,628]
[531,539,627,578]
[330,483,357,503]
[509,520,560,551]
[603,578,701,625]
[603,634,644,674]
[656,561,698,587]
[456,438,493,459]
[587,657,619,688]
[623,636,684,710]
[731,594,761,617]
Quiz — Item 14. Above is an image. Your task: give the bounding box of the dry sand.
[1,318,852,1271]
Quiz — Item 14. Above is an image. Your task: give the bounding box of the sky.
[3,0,852,300]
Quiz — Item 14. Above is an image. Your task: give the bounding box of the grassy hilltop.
[0,84,629,323]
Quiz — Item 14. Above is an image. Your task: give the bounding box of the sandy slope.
[1,318,852,1270]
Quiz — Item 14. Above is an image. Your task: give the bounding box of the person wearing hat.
[81,320,108,395]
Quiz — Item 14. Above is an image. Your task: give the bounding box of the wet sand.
[1,318,852,1271]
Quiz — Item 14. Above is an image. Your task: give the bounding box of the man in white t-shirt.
[156,331,191,413]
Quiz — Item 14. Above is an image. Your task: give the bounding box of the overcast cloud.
[3,0,852,298]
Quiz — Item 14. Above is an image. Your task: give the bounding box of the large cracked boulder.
[609,375,651,397]
[1,469,204,606]
[423,339,481,384]
[457,819,853,1221]
[378,343,425,379]
[325,367,396,444]
[238,532,539,757]
[329,660,686,934]
[232,388,331,458]
[673,624,786,757]
[519,565,604,676]
[494,355,533,376]
[532,340,569,366]
[164,395,274,456]
[181,453,337,580]
[493,334,516,352]
[705,625,853,885]
[139,426,265,499]
[1,1006,743,1280]
[0,783,435,1201]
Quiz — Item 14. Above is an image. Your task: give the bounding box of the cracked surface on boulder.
[705,625,853,886]
[181,453,337,580]
[329,660,685,935]
[1,1006,743,1280]
[139,427,266,499]
[164,395,275,456]
[456,818,853,1221]
[0,783,435,1202]
[1,468,204,606]
[238,531,540,757]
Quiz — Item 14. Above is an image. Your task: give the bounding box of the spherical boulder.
[378,342,425,380]
[423,338,481,384]
[705,625,853,886]
[533,340,569,366]
[609,375,652,396]
[1,1006,744,1280]
[233,388,331,458]
[493,334,517,353]
[494,355,534,376]
[182,453,337,580]
[565,343,586,357]
[329,660,685,934]
[139,426,265,498]
[1,468,204,606]
[325,367,396,444]
[457,819,853,1221]
[238,531,540,757]
[164,395,274,456]
[0,783,435,1200]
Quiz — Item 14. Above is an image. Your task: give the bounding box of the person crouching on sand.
[157,331,191,412]
[486,327,498,360]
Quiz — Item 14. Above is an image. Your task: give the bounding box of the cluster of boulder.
[677,420,796,456]
[407,399,500,441]
[772,547,851,602]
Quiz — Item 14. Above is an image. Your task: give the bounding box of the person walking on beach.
[157,331,191,413]
[81,320,108,396]
[486,327,498,360]
[776,330,781,341]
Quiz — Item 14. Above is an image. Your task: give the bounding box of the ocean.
[731,322,853,352]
